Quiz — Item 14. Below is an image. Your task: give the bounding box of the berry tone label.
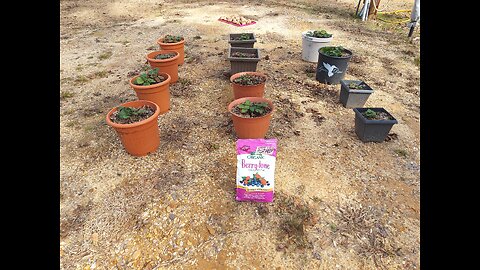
[236,139,277,202]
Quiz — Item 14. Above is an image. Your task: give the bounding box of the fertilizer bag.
[236,139,277,202]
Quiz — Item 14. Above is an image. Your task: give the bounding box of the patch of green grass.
[394,149,408,157]
[98,51,113,60]
[60,91,74,100]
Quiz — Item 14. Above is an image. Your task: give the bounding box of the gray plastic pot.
[340,80,374,108]
[229,33,256,48]
[228,47,260,75]
[353,108,398,142]
[316,47,352,85]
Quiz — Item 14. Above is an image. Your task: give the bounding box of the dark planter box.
[229,33,256,48]
[353,108,398,142]
[340,80,374,108]
[316,48,352,85]
[228,47,260,75]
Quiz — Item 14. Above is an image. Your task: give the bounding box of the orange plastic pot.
[157,37,185,65]
[106,100,161,156]
[230,71,267,100]
[129,72,171,114]
[228,97,274,139]
[146,50,180,83]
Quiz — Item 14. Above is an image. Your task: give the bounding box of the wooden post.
[368,0,381,19]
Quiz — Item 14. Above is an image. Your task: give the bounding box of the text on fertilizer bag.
[241,159,270,170]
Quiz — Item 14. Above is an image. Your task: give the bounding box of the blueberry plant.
[306,30,332,38]
[133,68,167,86]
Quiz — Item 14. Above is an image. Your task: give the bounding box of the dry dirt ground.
[60,0,420,269]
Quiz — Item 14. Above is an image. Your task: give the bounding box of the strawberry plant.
[110,106,155,124]
[306,30,332,38]
[362,109,394,120]
[133,68,167,86]
[163,35,183,43]
[348,81,366,89]
[319,46,349,57]
[231,51,257,58]
[232,33,253,40]
[154,52,177,59]
[233,74,266,86]
[234,99,270,117]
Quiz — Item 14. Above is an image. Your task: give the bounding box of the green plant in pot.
[352,107,398,142]
[129,67,172,114]
[315,46,353,85]
[339,79,374,108]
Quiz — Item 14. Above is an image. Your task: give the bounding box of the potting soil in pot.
[236,139,277,202]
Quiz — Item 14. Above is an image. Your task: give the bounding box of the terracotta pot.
[157,37,185,65]
[230,72,267,100]
[228,97,274,139]
[146,50,180,83]
[129,72,171,114]
[106,100,161,156]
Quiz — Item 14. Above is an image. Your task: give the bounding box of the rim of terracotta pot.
[129,72,171,90]
[228,97,274,120]
[230,71,267,87]
[106,100,161,129]
[157,37,185,46]
[146,50,180,63]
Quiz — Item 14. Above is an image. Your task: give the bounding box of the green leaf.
[241,108,248,113]
[249,106,255,112]
[135,77,144,85]
[244,100,251,106]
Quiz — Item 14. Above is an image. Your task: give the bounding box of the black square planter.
[227,47,260,75]
[340,80,374,108]
[353,108,398,142]
[229,33,256,48]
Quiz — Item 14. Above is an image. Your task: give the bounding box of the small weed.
[394,149,408,157]
[178,78,191,87]
[74,75,89,84]
[92,70,109,79]
[60,91,74,100]
[414,56,420,67]
[205,142,220,151]
[98,51,113,60]
[75,65,84,71]
[329,223,338,232]
[65,120,80,128]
